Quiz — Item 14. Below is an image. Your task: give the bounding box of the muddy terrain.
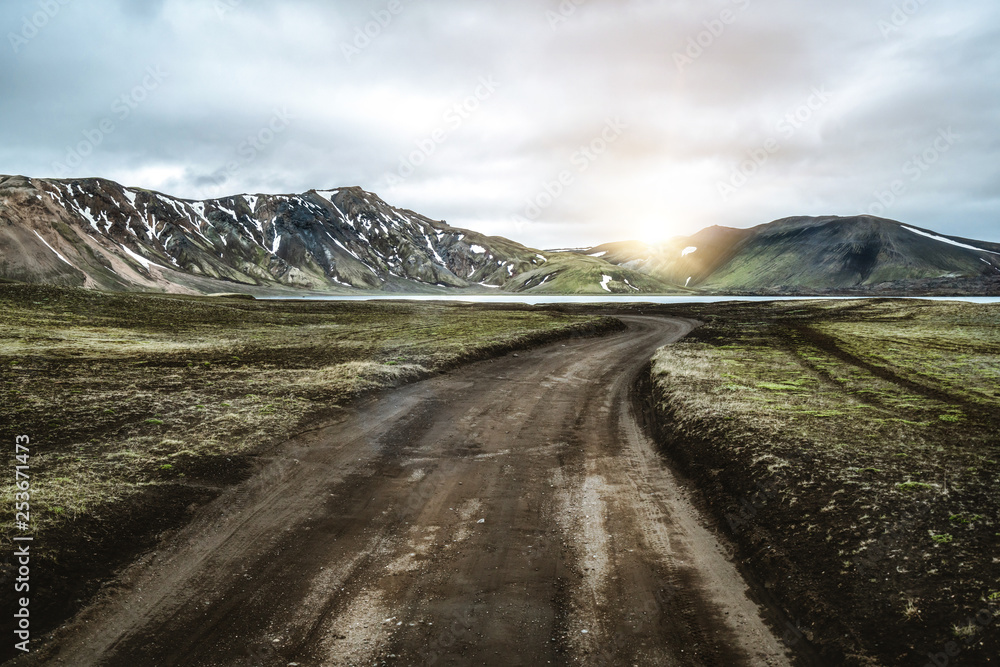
[648,299,1000,665]
[11,316,798,666]
[8,290,996,666]
[0,284,619,663]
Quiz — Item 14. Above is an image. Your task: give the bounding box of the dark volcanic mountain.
[0,175,670,295]
[582,215,1000,293]
[3,175,997,296]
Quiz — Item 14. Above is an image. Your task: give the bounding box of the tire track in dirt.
[791,323,983,417]
[19,316,793,667]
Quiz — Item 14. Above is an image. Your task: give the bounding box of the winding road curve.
[28,316,792,666]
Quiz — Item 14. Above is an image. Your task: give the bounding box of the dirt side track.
[16,317,794,667]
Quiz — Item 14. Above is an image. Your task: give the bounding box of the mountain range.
[580,216,1000,294]
[1,174,998,296]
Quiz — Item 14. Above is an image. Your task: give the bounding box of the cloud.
[1,0,998,247]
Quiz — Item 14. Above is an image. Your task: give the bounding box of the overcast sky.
[2,0,998,248]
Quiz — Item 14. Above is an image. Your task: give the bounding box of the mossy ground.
[0,283,618,649]
[649,299,1000,665]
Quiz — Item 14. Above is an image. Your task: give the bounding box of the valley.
[0,283,619,662]
[2,287,997,665]
[4,1,998,665]
[9,314,795,667]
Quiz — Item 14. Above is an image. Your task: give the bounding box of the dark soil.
[645,300,1000,666]
[0,283,623,664]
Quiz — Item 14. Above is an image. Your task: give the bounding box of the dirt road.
[24,316,793,666]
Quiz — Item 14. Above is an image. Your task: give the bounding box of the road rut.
[27,316,792,666]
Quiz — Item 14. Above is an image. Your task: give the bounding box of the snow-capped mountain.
[0,175,669,295]
[5,175,995,296]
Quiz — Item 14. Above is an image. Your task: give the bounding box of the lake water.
[262,295,1000,305]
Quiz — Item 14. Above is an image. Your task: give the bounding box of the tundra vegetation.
[650,299,1000,665]
[0,282,617,642]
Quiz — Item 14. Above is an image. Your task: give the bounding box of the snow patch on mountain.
[901,226,1000,256]
[122,188,138,209]
[120,244,163,270]
[33,231,73,266]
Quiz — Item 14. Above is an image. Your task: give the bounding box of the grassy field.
[0,283,620,642]
[649,299,1000,665]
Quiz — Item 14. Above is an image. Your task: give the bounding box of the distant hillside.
[0,175,674,296]
[579,216,1000,294]
[3,176,997,296]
